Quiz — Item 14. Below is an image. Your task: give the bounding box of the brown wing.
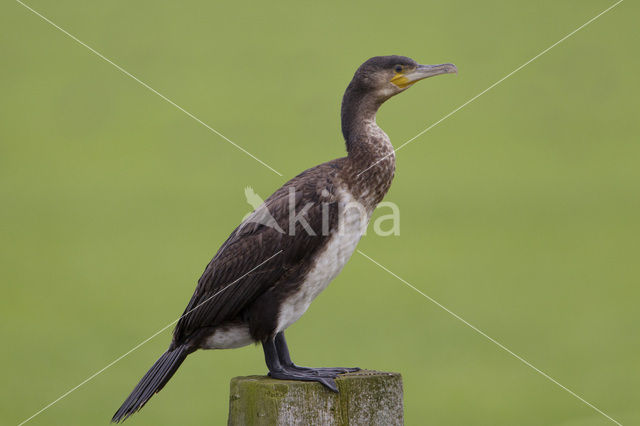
[171,162,341,345]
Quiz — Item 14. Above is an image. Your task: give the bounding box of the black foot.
[268,368,339,392]
[265,333,358,392]
[272,332,359,378]
[287,365,360,376]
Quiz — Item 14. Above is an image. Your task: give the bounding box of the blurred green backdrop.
[1,0,638,425]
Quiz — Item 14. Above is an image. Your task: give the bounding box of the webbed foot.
[268,367,339,392]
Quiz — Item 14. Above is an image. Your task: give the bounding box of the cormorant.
[112,55,456,422]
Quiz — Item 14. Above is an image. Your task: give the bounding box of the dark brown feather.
[171,160,343,345]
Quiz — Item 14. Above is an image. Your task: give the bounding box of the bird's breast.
[276,188,370,332]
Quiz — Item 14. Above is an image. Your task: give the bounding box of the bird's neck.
[340,83,396,206]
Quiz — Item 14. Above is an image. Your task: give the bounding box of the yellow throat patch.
[390,72,415,89]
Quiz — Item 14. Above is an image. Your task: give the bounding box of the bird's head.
[350,55,457,101]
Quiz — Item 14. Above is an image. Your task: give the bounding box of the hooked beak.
[391,63,458,88]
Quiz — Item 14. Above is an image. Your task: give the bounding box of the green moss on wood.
[228,370,403,425]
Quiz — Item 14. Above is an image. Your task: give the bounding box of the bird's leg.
[262,337,339,392]
[274,332,360,376]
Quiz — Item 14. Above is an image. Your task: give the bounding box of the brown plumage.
[112,55,456,422]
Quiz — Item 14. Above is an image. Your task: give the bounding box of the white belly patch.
[202,322,253,349]
[276,189,370,332]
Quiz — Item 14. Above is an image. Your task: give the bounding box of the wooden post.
[228,370,403,425]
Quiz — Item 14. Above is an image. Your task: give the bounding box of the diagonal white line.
[15,0,283,177]
[357,249,623,425]
[16,250,283,426]
[356,0,624,178]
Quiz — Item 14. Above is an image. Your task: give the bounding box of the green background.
[1,0,638,425]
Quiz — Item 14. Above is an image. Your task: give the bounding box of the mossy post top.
[228,370,404,425]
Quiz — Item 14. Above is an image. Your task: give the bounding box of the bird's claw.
[268,369,339,392]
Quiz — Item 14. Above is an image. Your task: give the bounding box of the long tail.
[112,346,188,423]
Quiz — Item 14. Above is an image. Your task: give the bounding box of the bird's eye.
[394,65,403,73]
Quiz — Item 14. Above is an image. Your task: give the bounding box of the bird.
[112,55,456,422]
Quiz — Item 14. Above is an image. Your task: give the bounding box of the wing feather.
[171,163,341,344]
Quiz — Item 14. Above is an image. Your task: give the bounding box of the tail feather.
[112,346,188,423]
